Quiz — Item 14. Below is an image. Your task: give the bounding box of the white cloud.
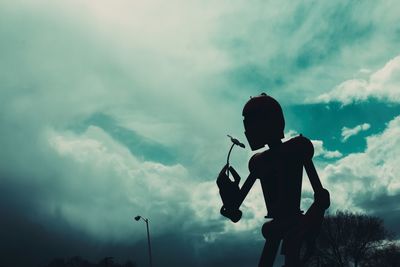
[320,115,400,212]
[341,123,371,142]
[45,125,266,242]
[315,55,400,105]
[47,126,195,241]
[312,140,343,159]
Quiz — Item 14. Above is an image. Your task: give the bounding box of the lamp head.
[134,215,141,221]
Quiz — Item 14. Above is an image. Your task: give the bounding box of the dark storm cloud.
[353,194,400,237]
[0,189,108,267]
[0,177,267,267]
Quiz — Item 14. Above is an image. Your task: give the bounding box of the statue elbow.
[315,188,330,210]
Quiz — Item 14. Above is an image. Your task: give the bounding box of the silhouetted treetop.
[309,211,395,267]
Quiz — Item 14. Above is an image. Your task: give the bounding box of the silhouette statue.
[217,93,330,267]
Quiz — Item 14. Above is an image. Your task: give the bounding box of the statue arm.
[238,172,257,208]
[304,160,330,210]
[228,166,257,209]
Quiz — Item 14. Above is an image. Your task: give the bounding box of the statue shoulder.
[288,134,314,160]
[248,152,263,175]
[248,149,273,175]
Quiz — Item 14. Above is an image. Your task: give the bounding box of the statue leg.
[281,226,303,267]
[258,238,281,267]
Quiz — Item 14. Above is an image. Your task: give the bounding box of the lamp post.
[134,215,153,267]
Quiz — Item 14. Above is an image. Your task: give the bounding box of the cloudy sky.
[1,1,400,266]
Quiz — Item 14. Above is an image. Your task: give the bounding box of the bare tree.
[363,243,400,267]
[308,211,391,267]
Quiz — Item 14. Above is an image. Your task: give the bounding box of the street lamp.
[134,215,153,267]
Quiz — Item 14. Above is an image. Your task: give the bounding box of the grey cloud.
[215,1,400,103]
[354,194,400,236]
